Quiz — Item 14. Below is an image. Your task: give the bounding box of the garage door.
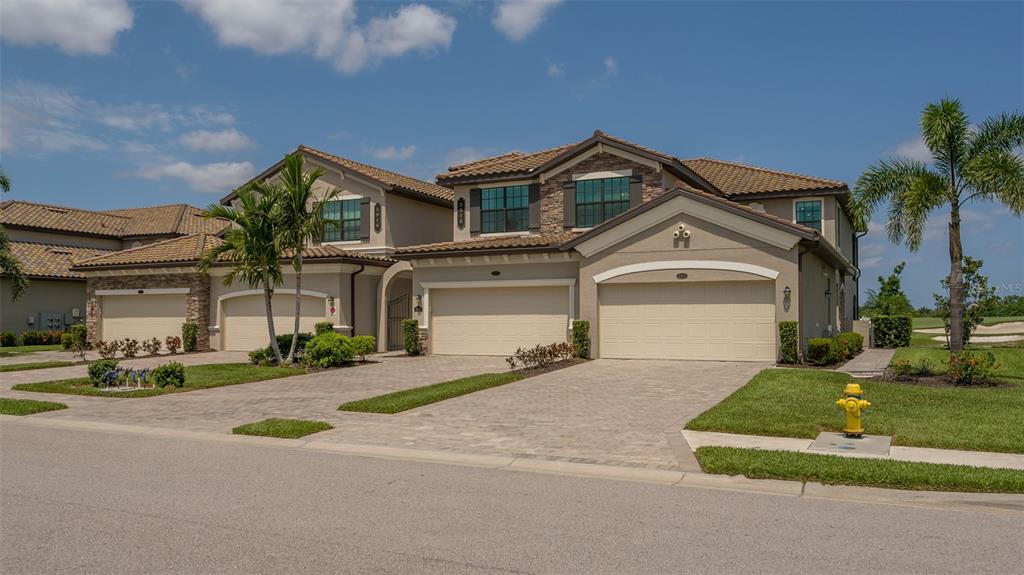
[599,281,775,361]
[431,286,569,355]
[102,294,187,342]
[222,294,325,351]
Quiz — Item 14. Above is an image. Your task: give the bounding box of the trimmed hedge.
[778,321,799,364]
[403,319,421,356]
[351,335,376,360]
[87,359,119,384]
[152,362,186,388]
[20,331,63,345]
[806,338,834,366]
[572,320,591,359]
[303,332,354,368]
[314,321,334,335]
[182,322,198,352]
[832,331,864,361]
[873,315,911,348]
[0,331,16,347]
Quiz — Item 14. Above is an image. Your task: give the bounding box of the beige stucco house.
[377,131,860,361]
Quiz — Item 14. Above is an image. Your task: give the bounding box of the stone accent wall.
[539,151,666,233]
[85,272,211,350]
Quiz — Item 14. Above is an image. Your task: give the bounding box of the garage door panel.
[102,294,186,342]
[223,294,324,351]
[431,286,568,356]
[599,281,775,361]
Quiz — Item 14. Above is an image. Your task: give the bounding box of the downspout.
[797,245,813,357]
[350,264,365,336]
[854,230,868,317]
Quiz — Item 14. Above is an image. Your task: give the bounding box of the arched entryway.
[377,262,413,352]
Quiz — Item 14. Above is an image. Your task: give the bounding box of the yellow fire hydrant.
[836,383,870,438]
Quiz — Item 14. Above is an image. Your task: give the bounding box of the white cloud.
[546,61,564,78]
[0,0,133,55]
[892,137,932,163]
[603,56,618,77]
[445,147,488,169]
[371,145,416,161]
[183,0,456,74]
[180,128,253,152]
[493,0,562,42]
[136,161,255,193]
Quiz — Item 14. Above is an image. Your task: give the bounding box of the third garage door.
[430,286,569,355]
[599,281,775,361]
[222,294,325,351]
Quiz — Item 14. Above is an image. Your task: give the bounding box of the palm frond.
[970,111,1024,156]
[962,148,1024,214]
[852,158,943,221]
[921,98,970,178]
[0,166,10,193]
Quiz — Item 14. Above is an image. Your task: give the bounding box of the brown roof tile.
[682,158,847,195]
[103,204,230,236]
[396,232,580,256]
[298,146,454,203]
[9,242,114,279]
[0,200,229,238]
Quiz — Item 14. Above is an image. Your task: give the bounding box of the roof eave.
[396,244,565,259]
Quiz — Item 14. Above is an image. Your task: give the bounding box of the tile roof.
[298,146,454,203]
[438,143,577,181]
[72,233,394,269]
[681,158,847,195]
[8,242,114,279]
[396,232,580,256]
[0,201,229,238]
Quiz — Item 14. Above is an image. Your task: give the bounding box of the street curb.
[3,415,1022,514]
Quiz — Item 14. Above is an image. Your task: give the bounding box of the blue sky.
[1,1,1021,306]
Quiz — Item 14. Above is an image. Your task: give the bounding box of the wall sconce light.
[414,294,423,313]
[374,204,382,232]
[783,286,791,298]
[457,198,466,229]
[783,286,791,312]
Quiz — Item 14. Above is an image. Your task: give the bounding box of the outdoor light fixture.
[414,294,423,313]
[783,286,792,312]
[783,286,791,297]
[457,198,466,229]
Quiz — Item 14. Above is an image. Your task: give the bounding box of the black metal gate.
[387,294,411,351]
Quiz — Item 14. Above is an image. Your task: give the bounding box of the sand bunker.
[930,334,1024,343]
[916,321,1024,335]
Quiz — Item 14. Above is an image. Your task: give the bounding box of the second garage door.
[222,294,325,351]
[430,286,569,355]
[101,293,187,342]
[599,281,776,361]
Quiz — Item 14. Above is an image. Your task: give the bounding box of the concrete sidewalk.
[682,430,1024,471]
[837,348,896,378]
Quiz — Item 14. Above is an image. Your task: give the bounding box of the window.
[795,200,822,231]
[575,177,630,228]
[322,198,362,242]
[481,185,529,233]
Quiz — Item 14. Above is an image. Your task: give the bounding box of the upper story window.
[322,198,361,242]
[576,177,630,228]
[795,200,822,232]
[481,185,529,233]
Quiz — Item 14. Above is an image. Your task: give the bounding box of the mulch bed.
[871,374,1009,389]
[513,358,588,379]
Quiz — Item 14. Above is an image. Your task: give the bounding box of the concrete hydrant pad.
[808,432,892,456]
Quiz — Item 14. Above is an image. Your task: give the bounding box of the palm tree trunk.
[286,253,303,363]
[947,202,965,353]
[264,272,283,363]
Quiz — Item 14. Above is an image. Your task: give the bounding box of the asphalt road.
[2,425,1022,574]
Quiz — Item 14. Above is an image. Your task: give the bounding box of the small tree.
[933,256,997,348]
[0,166,28,301]
[861,262,914,317]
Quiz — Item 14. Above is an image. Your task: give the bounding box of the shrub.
[506,342,575,370]
[249,347,268,365]
[948,351,1000,386]
[872,315,911,348]
[831,331,864,361]
[120,338,140,358]
[805,338,835,366]
[23,330,63,345]
[165,336,182,354]
[0,331,16,347]
[274,333,315,360]
[61,332,76,350]
[886,357,937,381]
[314,321,334,335]
[778,321,799,364]
[182,322,198,352]
[152,362,186,388]
[68,324,88,349]
[87,359,119,385]
[402,319,421,356]
[351,335,376,361]
[302,332,354,368]
[142,337,162,355]
[96,340,120,359]
[572,320,591,359]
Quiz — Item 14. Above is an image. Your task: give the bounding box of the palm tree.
[273,153,341,363]
[854,99,1024,351]
[0,166,29,301]
[198,186,286,363]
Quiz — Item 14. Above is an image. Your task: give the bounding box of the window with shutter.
[322,198,362,241]
[575,176,630,227]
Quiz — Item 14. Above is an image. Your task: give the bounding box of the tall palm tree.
[198,186,286,363]
[854,99,1024,351]
[0,166,29,301]
[273,153,341,363]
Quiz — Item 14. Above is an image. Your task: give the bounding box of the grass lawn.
[0,397,68,416]
[695,447,1024,493]
[685,347,1024,453]
[0,361,75,372]
[340,372,524,414]
[11,363,303,398]
[0,344,63,357]
[911,316,1024,330]
[232,418,333,439]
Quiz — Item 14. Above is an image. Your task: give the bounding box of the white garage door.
[431,286,569,355]
[599,281,776,361]
[101,294,187,342]
[222,294,325,351]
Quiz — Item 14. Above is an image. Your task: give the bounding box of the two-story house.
[71,146,453,351]
[377,131,859,360]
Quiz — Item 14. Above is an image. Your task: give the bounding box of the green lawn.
[340,372,524,414]
[11,363,303,398]
[0,344,63,357]
[0,397,68,416]
[232,418,333,439]
[685,347,1024,453]
[695,447,1024,493]
[0,361,75,372]
[912,316,1024,330]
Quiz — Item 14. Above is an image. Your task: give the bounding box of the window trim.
[793,198,824,232]
[322,197,363,243]
[575,176,631,228]
[479,185,529,234]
